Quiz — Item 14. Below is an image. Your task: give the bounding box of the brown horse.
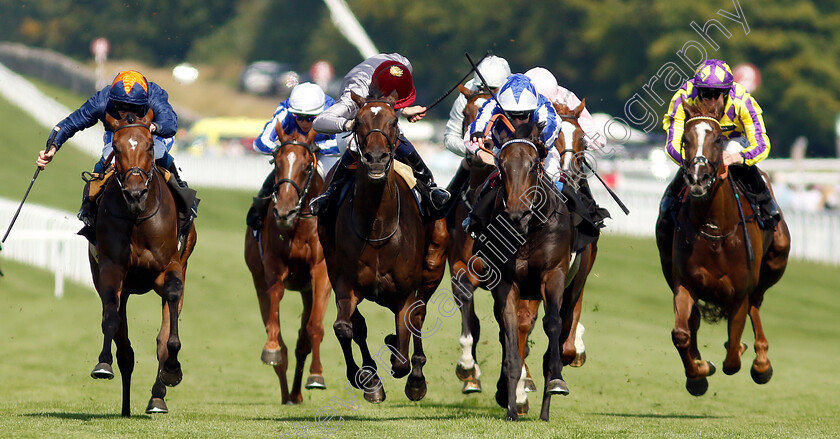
[478,121,576,421]
[244,125,331,404]
[88,109,197,416]
[317,92,448,403]
[447,86,496,394]
[655,101,790,396]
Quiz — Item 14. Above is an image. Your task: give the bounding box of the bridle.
[681,116,724,194]
[112,123,155,193]
[271,140,317,219]
[352,100,399,171]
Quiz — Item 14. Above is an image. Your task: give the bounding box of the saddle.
[81,166,197,245]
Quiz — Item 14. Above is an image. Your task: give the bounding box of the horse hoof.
[685,377,709,396]
[363,386,386,404]
[462,378,482,394]
[523,377,537,393]
[91,363,114,380]
[751,364,773,384]
[159,368,183,387]
[145,398,168,414]
[455,363,478,381]
[547,379,570,395]
[569,351,586,367]
[261,349,283,366]
[305,374,326,389]
[516,399,529,416]
[405,377,427,401]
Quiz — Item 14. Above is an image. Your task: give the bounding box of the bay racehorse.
[446,85,496,394]
[477,121,576,421]
[244,126,331,404]
[317,91,448,403]
[88,109,197,416]
[655,100,790,396]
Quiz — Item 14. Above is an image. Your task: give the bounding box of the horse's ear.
[350,91,365,110]
[573,98,586,118]
[305,127,318,146]
[275,119,289,143]
[552,101,569,115]
[458,84,471,98]
[104,112,119,131]
[384,90,398,107]
[682,99,698,119]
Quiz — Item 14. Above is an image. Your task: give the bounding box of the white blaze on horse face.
[128,137,138,151]
[561,120,577,171]
[370,106,382,116]
[692,121,712,176]
[285,150,298,181]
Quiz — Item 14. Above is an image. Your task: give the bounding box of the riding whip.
[731,182,754,268]
[2,126,60,243]
[423,51,491,112]
[580,155,630,215]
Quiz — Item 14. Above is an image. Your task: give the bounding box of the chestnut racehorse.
[88,109,197,416]
[318,92,448,403]
[655,101,790,396]
[244,126,331,404]
[478,122,576,421]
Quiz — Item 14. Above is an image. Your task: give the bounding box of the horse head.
[106,109,156,215]
[460,84,493,135]
[553,98,588,181]
[681,99,725,199]
[350,91,399,182]
[497,121,547,233]
[270,123,318,227]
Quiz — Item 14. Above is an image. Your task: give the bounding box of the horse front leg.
[492,282,522,421]
[672,284,715,396]
[723,296,750,375]
[92,263,126,381]
[262,272,292,403]
[401,294,429,401]
[157,268,185,389]
[451,263,482,393]
[539,271,569,422]
[519,299,540,395]
[748,295,773,384]
[114,294,134,417]
[301,261,331,392]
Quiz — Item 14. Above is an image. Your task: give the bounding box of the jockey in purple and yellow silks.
[659,59,780,229]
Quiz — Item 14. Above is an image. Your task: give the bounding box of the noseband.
[271,140,317,218]
[113,123,155,190]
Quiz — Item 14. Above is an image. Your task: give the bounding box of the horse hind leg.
[402,298,429,401]
[453,272,482,393]
[748,295,773,384]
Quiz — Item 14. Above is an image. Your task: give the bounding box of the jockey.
[309,53,450,216]
[525,67,610,229]
[247,82,339,232]
[461,73,559,237]
[660,58,780,228]
[36,70,196,241]
[443,55,511,195]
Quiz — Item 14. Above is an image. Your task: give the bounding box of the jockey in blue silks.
[247,82,339,232]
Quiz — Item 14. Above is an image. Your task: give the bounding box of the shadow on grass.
[24,412,151,420]
[250,401,503,422]
[594,412,728,419]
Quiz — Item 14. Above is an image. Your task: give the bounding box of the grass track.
[1,82,839,438]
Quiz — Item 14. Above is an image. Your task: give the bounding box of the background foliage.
[2,0,840,156]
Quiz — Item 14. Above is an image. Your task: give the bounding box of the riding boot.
[309,162,352,216]
[404,150,451,209]
[167,162,188,189]
[446,158,470,196]
[741,165,781,228]
[166,163,199,238]
[246,170,276,231]
[461,176,497,239]
[657,169,685,238]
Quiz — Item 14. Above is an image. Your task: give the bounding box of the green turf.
[1,83,839,438]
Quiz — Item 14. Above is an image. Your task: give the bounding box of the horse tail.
[697,299,727,324]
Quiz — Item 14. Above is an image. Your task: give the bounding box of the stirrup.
[309,193,331,216]
[430,187,451,209]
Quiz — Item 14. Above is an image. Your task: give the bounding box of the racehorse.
[478,121,576,421]
[88,109,197,416]
[655,100,790,396]
[317,91,449,403]
[244,126,331,404]
[446,85,497,394]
